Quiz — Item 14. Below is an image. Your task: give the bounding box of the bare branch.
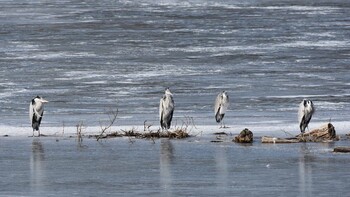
[97,109,119,141]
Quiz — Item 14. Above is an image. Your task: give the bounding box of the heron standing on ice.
[298,99,315,133]
[215,91,229,128]
[159,88,174,130]
[29,96,49,136]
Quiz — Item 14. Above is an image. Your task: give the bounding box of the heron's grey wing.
[169,96,175,118]
[214,93,222,115]
[304,113,312,126]
[37,108,44,125]
[170,95,175,108]
[220,95,229,114]
[306,101,315,124]
[310,102,315,115]
[29,102,34,124]
[304,104,314,127]
[215,93,223,122]
[298,101,305,124]
[163,96,174,121]
[159,97,164,121]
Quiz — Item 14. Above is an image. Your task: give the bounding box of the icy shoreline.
[1,121,349,138]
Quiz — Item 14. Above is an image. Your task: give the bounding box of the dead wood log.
[334,147,350,153]
[296,123,338,142]
[91,129,191,140]
[234,128,253,143]
[262,123,338,143]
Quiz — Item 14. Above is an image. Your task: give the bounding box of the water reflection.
[77,138,88,150]
[298,144,314,197]
[30,139,46,194]
[160,139,174,197]
[215,145,229,194]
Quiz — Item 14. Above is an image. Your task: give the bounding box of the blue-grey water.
[1,137,350,196]
[1,0,350,196]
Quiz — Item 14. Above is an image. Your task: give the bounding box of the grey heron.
[29,96,48,136]
[215,91,229,128]
[298,99,315,133]
[159,88,174,130]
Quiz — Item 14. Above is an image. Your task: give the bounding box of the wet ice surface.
[1,136,350,196]
[1,0,350,195]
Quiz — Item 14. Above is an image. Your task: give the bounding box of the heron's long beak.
[165,89,173,95]
[40,98,49,103]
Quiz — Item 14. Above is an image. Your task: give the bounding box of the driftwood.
[334,147,350,153]
[262,123,338,143]
[142,130,190,139]
[90,129,190,139]
[234,128,253,143]
[296,123,337,142]
[93,117,192,140]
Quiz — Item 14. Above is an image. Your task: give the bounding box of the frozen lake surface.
[0,0,349,134]
[0,0,350,196]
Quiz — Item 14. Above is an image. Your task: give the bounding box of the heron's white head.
[34,96,49,104]
[222,91,228,99]
[302,99,314,113]
[303,99,312,107]
[165,88,173,96]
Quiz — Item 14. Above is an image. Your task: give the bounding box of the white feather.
[214,91,229,116]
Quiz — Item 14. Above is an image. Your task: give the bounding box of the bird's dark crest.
[32,95,41,104]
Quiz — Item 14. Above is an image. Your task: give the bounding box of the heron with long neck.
[29,96,49,137]
[159,88,174,130]
[298,99,315,133]
[214,91,229,128]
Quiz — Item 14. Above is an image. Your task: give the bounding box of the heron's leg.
[300,132,306,142]
[38,129,40,137]
[161,126,167,132]
[219,121,223,129]
[220,119,230,129]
